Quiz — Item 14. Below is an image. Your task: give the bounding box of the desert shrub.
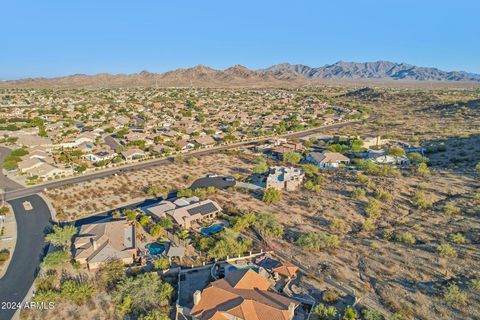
[443,202,461,216]
[97,260,126,291]
[313,303,337,319]
[395,232,416,245]
[254,213,283,238]
[296,232,339,251]
[362,219,376,232]
[253,161,268,174]
[32,289,60,303]
[113,272,173,315]
[475,162,480,173]
[448,233,466,244]
[374,189,392,202]
[232,211,256,232]
[138,215,151,227]
[330,218,347,233]
[207,229,253,259]
[411,191,432,209]
[470,279,480,292]
[444,284,467,306]
[284,152,302,164]
[158,217,173,229]
[322,289,340,303]
[365,199,382,219]
[124,209,138,221]
[0,249,10,266]
[262,187,281,203]
[35,271,58,291]
[415,163,430,176]
[303,164,319,176]
[138,310,170,320]
[149,224,163,238]
[356,174,369,185]
[438,243,457,258]
[362,308,384,320]
[41,250,70,268]
[352,188,366,199]
[61,280,96,304]
[153,258,170,270]
[177,188,193,197]
[45,224,78,249]
[343,306,358,320]
[417,182,429,190]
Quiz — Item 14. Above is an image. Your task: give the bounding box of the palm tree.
[45,225,78,251]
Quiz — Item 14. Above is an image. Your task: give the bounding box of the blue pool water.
[201,223,224,235]
[227,265,259,273]
[146,242,165,255]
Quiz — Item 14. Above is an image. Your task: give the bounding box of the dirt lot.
[44,153,254,221]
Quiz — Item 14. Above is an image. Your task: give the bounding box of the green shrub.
[296,232,340,251]
[448,233,466,244]
[395,232,416,245]
[322,289,340,303]
[444,284,467,306]
[343,306,358,320]
[362,308,384,320]
[313,303,337,319]
[443,202,461,216]
[0,249,10,266]
[254,213,283,238]
[61,280,95,304]
[262,188,281,203]
[153,258,170,270]
[438,244,457,258]
[352,188,366,199]
[470,279,480,292]
[365,199,382,219]
[412,191,432,209]
[41,250,70,268]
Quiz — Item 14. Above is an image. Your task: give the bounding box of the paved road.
[0,195,52,320]
[0,147,24,192]
[4,121,359,201]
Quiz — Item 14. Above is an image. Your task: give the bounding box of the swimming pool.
[227,265,259,273]
[146,242,165,255]
[201,223,224,235]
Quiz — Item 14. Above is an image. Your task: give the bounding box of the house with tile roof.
[190,269,299,320]
[73,218,136,270]
[145,196,222,229]
[306,151,350,169]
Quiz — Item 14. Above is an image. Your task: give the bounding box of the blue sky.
[1,0,479,79]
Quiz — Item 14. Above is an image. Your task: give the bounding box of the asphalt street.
[0,195,52,320]
[4,121,359,201]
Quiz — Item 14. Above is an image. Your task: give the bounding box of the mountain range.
[2,61,479,88]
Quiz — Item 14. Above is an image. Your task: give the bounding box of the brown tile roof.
[190,269,298,320]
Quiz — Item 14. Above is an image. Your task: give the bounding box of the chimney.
[92,238,98,250]
[193,290,202,306]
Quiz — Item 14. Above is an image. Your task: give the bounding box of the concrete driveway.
[190,176,236,190]
[0,195,52,320]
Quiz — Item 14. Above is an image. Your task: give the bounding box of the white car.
[23,201,33,211]
[206,173,218,178]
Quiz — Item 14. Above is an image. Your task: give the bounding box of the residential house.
[73,218,136,270]
[84,150,116,162]
[190,269,299,320]
[271,141,303,160]
[146,197,222,229]
[306,151,350,169]
[194,135,216,147]
[265,166,304,191]
[362,135,389,149]
[121,148,146,161]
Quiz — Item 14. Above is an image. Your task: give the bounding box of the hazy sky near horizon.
[1,0,479,79]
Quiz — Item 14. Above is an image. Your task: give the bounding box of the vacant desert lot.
[44,153,254,221]
[210,167,480,320]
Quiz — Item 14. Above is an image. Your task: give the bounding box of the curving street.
[0,195,52,320]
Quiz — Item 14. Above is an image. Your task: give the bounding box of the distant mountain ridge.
[2,61,479,88]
